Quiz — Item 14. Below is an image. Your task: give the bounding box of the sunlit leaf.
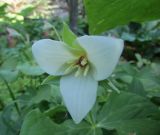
[84,0,160,34]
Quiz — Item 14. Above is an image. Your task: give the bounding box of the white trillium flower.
[32,35,124,124]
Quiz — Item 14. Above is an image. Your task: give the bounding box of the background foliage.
[0,0,160,135]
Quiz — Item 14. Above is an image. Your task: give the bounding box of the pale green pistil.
[76,56,88,67]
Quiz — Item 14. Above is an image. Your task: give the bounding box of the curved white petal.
[60,73,98,123]
[77,36,124,81]
[32,39,75,75]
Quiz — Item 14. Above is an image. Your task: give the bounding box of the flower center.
[76,56,88,67]
[64,56,90,77]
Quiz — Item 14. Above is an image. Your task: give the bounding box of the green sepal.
[61,22,84,52]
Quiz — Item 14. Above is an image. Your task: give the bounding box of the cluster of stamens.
[64,56,90,77]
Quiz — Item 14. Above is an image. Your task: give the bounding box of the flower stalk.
[0,75,21,116]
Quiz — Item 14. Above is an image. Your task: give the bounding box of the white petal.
[77,36,124,81]
[32,39,75,75]
[60,73,98,123]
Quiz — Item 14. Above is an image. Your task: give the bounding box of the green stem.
[0,76,21,116]
[52,26,62,41]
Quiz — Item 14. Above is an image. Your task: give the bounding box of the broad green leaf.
[20,109,66,135]
[63,120,103,135]
[128,78,146,96]
[30,84,61,106]
[151,63,160,76]
[117,119,160,135]
[115,63,138,83]
[0,57,18,70]
[20,110,102,135]
[0,112,16,135]
[31,81,62,103]
[84,0,160,34]
[0,105,21,135]
[137,67,160,91]
[116,63,160,92]
[97,92,160,135]
[0,70,18,82]
[31,85,53,104]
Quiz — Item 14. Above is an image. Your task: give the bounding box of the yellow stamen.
[80,57,88,66]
